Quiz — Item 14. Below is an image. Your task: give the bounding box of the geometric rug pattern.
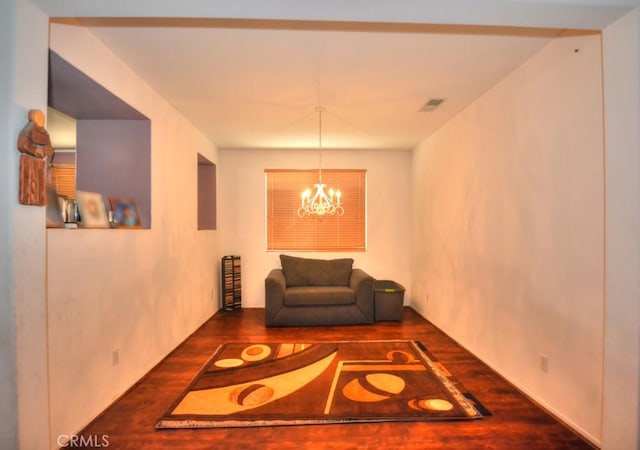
[156,340,487,429]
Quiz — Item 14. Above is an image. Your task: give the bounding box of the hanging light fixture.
[298,106,344,217]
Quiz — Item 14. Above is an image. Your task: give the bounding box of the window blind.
[50,164,76,199]
[265,169,366,251]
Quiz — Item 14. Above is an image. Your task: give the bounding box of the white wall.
[5,1,52,449]
[602,10,640,450]
[219,148,412,308]
[46,23,220,447]
[411,32,605,444]
[1,2,20,448]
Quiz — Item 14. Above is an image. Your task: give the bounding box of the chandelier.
[298,107,344,217]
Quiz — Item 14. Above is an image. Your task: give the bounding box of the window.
[50,154,76,199]
[265,169,366,251]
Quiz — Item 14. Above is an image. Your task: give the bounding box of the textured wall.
[411,32,605,443]
[602,10,640,450]
[11,1,51,449]
[47,23,220,447]
[0,2,20,449]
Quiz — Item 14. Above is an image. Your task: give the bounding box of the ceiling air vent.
[419,98,445,112]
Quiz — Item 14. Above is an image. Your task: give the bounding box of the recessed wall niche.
[48,50,151,228]
[197,154,217,230]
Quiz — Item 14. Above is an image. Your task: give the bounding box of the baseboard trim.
[410,306,600,449]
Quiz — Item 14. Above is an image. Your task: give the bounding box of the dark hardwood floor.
[78,308,596,449]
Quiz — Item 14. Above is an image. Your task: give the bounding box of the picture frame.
[109,197,141,228]
[76,190,110,228]
[45,183,64,228]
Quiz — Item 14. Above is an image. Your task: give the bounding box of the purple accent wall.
[198,154,216,230]
[52,151,75,165]
[76,120,151,228]
[49,51,147,120]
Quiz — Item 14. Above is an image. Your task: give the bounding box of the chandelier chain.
[317,106,323,182]
[297,106,344,217]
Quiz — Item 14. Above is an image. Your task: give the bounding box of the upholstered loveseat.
[265,254,374,327]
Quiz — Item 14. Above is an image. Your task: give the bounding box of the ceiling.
[57,18,569,151]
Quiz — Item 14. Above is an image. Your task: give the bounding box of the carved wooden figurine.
[17,109,53,206]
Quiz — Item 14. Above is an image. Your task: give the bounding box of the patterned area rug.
[156,340,488,429]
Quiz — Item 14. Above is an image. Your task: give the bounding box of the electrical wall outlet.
[540,354,549,373]
[112,349,120,366]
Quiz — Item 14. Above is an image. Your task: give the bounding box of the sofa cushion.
[280,254,353,287]
[284,286,355,306]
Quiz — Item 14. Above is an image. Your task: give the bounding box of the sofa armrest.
[265,269,287,325]
[350,268,375,322]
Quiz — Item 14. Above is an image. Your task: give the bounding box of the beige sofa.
[264,254,374,327]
